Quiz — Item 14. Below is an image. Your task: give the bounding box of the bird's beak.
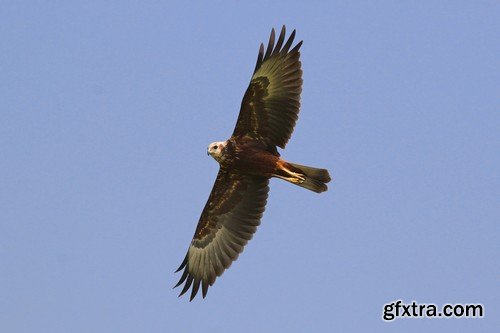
[207,151,209,156]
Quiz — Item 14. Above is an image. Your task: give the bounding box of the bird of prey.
[175,26,331,300]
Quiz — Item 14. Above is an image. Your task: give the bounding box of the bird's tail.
[276,161,331,193]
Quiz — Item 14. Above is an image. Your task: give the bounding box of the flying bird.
[175,26,331,300]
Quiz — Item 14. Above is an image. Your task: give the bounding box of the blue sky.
[1,1,498,332]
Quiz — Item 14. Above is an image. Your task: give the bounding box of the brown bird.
[175,26,331,300]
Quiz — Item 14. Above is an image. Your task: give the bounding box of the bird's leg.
[274,160,305,184]
[276,174,305,184]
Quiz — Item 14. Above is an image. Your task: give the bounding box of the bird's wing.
[232,26,303,149]
[174,169,269,300]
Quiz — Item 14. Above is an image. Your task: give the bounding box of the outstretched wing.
[232,26,303,149]
[174,169,269,301]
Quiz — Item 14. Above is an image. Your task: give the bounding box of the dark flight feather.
[174,170,269,300]
[233,25,303,149]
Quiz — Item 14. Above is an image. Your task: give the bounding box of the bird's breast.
[221,142,278,177]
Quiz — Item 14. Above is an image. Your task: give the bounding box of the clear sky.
[1,1,498,332]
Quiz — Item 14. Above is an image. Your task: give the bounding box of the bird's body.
[211,136,328,190]
[214,136,278,177]
[175,26,331,300]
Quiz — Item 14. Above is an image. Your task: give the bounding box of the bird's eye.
[212,146,217,150]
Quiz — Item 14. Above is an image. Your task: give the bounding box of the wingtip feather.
[190,279,201,301]
[254,43,265,73]
[272,26,286,56]
[202,280,209,298]
[173,267,189,288]
[291,40,303,53]
[264,28,275,59]
[175,255,187,273]
[282,29,296,53]
[178,275,193,297]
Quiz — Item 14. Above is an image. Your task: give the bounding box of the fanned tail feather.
[287,162,331,193]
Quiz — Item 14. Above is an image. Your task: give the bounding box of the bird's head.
[207,141,227,162]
